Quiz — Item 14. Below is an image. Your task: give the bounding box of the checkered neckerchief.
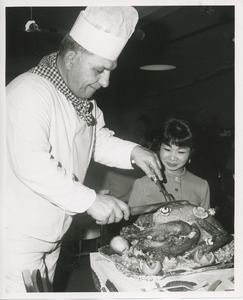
[29,52,95,126]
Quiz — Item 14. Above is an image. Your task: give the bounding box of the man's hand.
[86,194,130,225]
[131,145,162,180]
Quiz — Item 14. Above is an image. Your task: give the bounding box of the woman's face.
[159,143,191,174]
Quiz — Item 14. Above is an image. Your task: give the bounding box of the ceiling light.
[24,8,41,32]
[140,64,176,71]
[25,20,41,32]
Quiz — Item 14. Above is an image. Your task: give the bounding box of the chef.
[5,6,162,292]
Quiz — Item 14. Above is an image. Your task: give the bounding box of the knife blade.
[129,202,166,216]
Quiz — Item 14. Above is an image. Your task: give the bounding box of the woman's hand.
[86,194,130,225]
[131,145,162,180]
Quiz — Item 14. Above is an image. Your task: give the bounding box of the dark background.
[6,6,234,131]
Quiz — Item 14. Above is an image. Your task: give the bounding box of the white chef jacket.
[6,73,137,242]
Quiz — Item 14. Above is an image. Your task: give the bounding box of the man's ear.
[64,50,76,70]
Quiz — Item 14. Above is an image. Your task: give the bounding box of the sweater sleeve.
[128,179,147,207]
[128,177,164,207]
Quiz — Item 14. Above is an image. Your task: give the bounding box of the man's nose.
[99,70,110,88]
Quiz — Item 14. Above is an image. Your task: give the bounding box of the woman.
[128,117,210,210]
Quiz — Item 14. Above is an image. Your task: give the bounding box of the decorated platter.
[98,201,234,281]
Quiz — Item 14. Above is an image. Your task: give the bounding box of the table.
[90,252,234,293]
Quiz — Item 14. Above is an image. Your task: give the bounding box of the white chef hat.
[70,6,139,61]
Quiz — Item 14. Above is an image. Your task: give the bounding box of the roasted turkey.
[120,200,232,260]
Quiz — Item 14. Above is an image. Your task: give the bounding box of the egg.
[109,236,130,255]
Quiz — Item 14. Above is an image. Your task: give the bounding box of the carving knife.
[129,202,167,216]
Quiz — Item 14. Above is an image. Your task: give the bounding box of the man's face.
[66,50,117,99]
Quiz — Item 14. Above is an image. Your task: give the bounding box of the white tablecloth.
[90,252,234,293]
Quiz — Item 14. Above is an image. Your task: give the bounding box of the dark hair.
[161,118,194,149]
[58,34,93,57]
